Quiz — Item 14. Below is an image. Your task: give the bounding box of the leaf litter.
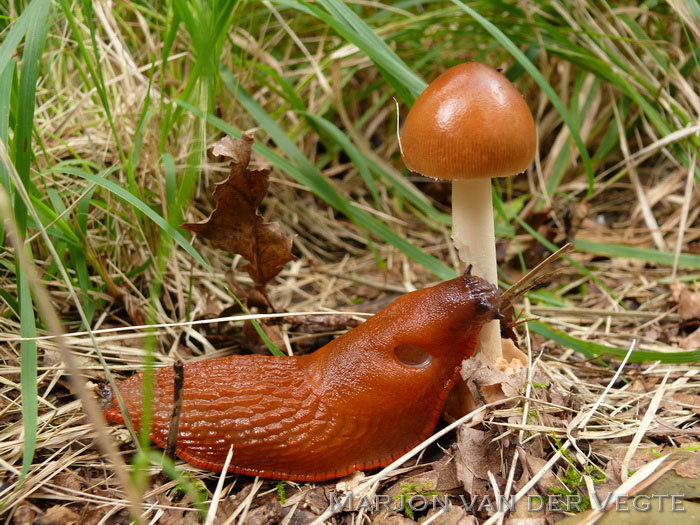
[3,129,699,524]
[2,19,700,525]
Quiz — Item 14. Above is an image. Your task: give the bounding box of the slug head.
[315,273,501,412]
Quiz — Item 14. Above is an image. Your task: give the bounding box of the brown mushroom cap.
[400,62,536,180]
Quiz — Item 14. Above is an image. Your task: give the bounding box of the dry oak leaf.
[183,134,295,287]
[680,326,700,349]
[455,426,501,496]
[670,281,700,321]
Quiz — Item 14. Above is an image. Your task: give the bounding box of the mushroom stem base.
[451,178,502,364]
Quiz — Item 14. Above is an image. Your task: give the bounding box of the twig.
[205,446,234,525]
[164,360,185,460]
[529,306,680,320]
[620,369,670,481]
[5,311,372,343]
[671,150,696,280]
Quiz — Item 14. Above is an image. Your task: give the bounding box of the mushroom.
[400,61,536,366]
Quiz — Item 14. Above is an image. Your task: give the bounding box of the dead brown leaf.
[670,280,684,302]
[53,470,88,493]
[595,444,662,472]
[155,494,201,525]
[671,282,700,322]
[521,455,559,491]
[241,495,284,525]
[372,511,417,524]
[503,517,545,525]
[660,393,700,415]
[422,505,469,524]
[43,506,80,525]
[12,505,36,525]
[673,450,700,478]
[460,353,527,407]
[242,319,286,354]
[80,507,123,525]
[183,134,296,289]
[680,325,700,349]
[455,427,502,496]
[385,467,461,503]
[285,507,325,524]
[300,487,330,515]
[502,451,554,524]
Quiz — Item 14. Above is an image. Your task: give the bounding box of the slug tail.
[104,406,125,424]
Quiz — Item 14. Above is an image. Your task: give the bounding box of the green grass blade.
[529,321,700,363]
[505,209,616,300]
[252,63,306,111]
[162,153,178,225]
[683,0,700,19]
[316,0,425,101]
[12,0,51,229]
[44,188,97,325]
[18,272,37,483]
[364,157,451,226]
[448,0,595,193]
[59,0,125,164]
[0,59,14,204]
[302,111,381,206]
[74,186,99,324]
[27,193,81,245]
[0,288,19,316]
[545,45,675,139]
[299,110,450,226]
[0,60,13,146]
[216,71,456,280]
[6,0,52,483]
[575,239,700,270]
[0,0,43,76]
[145,450,208,516]
[61,167,210,271]
[277,0,425,103]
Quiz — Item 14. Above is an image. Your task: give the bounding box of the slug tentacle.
[104,274,500,481]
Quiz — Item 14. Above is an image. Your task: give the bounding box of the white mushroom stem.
[451,178,502,364]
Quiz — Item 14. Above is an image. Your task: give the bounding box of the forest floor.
[1,1,699,524]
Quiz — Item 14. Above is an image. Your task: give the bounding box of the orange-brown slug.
[104,272,500,482]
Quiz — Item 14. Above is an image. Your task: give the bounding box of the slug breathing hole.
[394,344,432,368]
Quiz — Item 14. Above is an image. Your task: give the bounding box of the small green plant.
[547,434,606,512]
[394,482,442,519]
[276,481,287,505]
[150,452,208,517]
[654,443,700,458]
[530,494,546,510]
